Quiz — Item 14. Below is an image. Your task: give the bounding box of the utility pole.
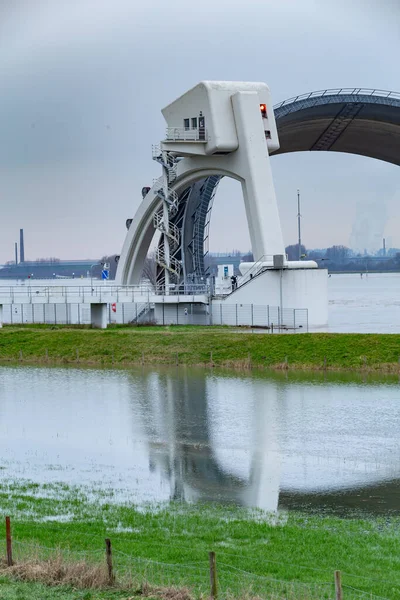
[297,189,302,260]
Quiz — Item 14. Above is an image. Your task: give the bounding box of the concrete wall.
[161,80,279,155]
[223,268,328,327]
[154,303,209,326]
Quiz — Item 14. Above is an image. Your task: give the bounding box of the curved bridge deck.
[272,88,400,165]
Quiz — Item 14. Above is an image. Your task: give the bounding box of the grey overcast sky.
[0,0,399,262]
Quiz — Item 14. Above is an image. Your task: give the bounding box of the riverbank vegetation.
[0,480,399,599]
[1,326,400,372]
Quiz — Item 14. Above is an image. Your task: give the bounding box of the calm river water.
[1,365,400,515]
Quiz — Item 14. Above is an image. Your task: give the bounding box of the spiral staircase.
[152,147,182,290]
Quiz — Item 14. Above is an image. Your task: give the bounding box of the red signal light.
[260,103,267,118]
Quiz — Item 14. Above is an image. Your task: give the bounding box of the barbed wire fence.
[2,517,398,599]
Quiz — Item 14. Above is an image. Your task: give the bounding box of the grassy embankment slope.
[0,481,399,599]
[0,326,400,371]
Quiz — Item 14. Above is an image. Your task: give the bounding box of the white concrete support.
[90,303,108,329]
[231,91,285,260]
[218,268,328,328]
[162,154,171,293]
[0,304,3,328]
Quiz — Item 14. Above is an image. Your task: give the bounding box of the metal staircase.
[155,247,181,277]
[152,145,178,183]
[153,211,180,249]
[153,176,179,216]
[152,147,181,290]
[311,102,364,151]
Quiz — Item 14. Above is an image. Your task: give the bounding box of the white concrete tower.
[160,81,286,261]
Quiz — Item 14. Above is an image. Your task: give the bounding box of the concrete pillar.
[90,303,108,329]
[231,91,285,260]
[0,304,3,328]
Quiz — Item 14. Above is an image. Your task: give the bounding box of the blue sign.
[101,269,109,280]
[224,266,228,277]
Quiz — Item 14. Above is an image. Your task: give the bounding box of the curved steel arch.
[272,87,400,165]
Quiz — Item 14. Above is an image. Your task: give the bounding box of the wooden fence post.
[6,516,12,566]
[105,538,114,585]
[209,551,217,599]
[334,570,342,600]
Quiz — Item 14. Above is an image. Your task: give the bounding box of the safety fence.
[1,302,308,331]
[211,303,308,331]
[1,303,152,326]
[2,517,396,599]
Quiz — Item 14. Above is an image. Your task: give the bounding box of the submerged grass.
[0,480,399,599]
[1,326,400,372]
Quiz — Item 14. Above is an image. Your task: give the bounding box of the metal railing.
[0,285,153,303]
[164,127,208,142]
[155,248,181,277]
[0,284,212,305]
[155,283,210,296]
[153,211,180,249]
[211,303,308,331]
[236,255,276,288]
[152,145,178,182]
[214,255,289,297]
[153,177,179,216]
[274,87,400,111]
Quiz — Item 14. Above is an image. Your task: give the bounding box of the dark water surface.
[1,365,399,515]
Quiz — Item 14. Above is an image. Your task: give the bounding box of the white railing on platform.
[0,284,211,306]
[0,285,153,303]
[164,127,208,142]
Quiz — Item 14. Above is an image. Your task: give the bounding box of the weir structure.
[1,86,397,329]
[117,86,400,289]
[116,81,328,326]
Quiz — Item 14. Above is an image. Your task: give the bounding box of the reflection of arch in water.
[134,369,281,511]
[129,369,400,514]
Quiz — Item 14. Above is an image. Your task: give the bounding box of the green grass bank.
[1,326,400,372]
[0,480,399,599]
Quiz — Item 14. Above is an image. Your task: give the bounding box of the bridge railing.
[274,87,400,110]
[0,285,152,303]
[0,283,211,304]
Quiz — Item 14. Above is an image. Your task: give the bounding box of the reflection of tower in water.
[135,369,281,511]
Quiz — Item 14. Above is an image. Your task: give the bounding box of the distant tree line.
[285,243,400,272]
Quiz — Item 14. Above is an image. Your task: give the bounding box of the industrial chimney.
[15,242,18,265]
[19,229,25,263]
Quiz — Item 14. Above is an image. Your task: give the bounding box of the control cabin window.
[191,117,197,129]
[184,118,190,130]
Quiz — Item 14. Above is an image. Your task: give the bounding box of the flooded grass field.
[1,365,400,597]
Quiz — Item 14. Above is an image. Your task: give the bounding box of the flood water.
[329,272,400,333]
[1,365,400,515]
